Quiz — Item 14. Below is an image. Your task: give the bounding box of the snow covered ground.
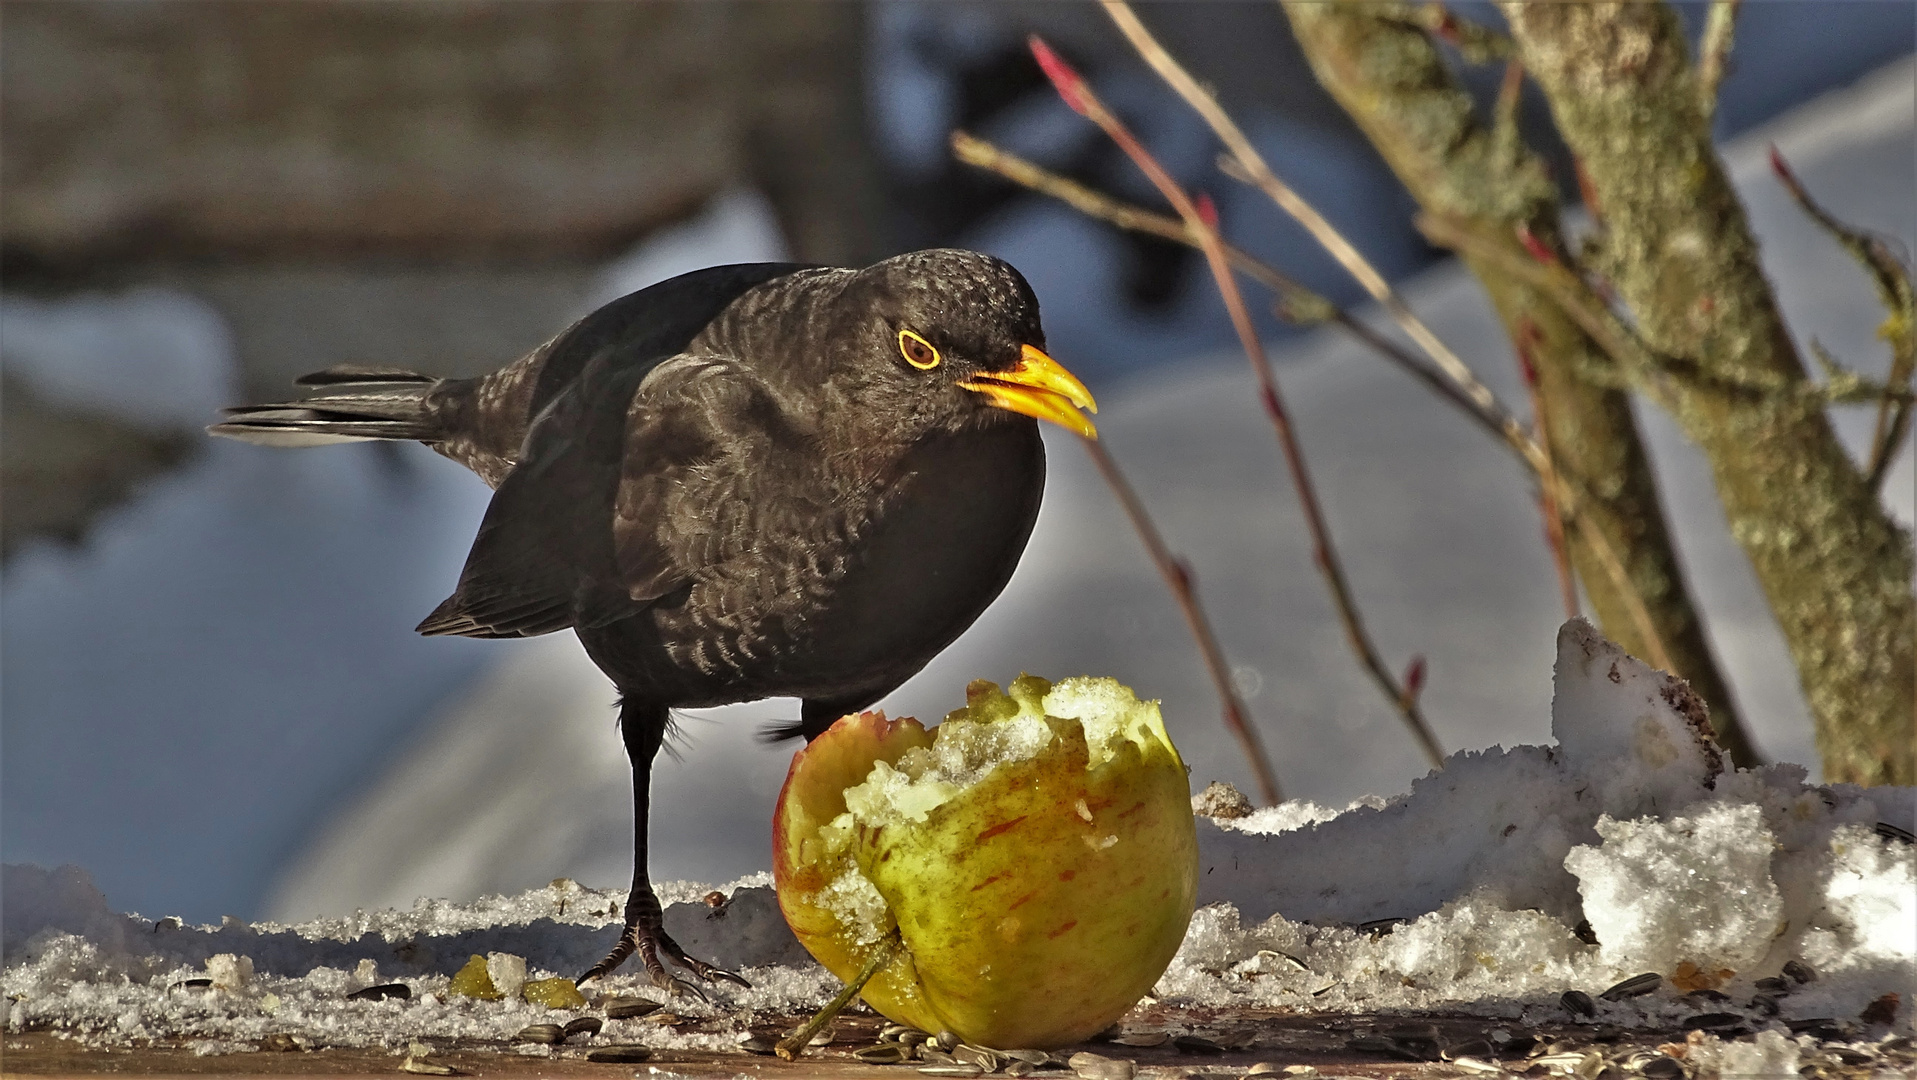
[4,619,1911,1074]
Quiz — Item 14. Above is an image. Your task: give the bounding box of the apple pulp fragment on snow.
[773,675,1199,1049]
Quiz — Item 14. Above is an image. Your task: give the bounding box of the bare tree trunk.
[1280,2,1762,766]
[1499,2,1914,785]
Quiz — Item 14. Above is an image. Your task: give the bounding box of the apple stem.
[775,928,903,1060]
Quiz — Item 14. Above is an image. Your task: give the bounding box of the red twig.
[1033,33,1447,771]
[1082,438,1283,806]
[1516,320,1581,621]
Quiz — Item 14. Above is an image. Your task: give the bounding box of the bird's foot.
[578,921,751,997]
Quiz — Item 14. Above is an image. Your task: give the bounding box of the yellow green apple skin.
[773,676,1199,1049]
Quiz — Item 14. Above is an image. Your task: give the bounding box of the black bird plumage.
[211,249,1096,990]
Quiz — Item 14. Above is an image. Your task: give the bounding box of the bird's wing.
[416,352,794,639]
[415,264,813,640]
[608,354,801,608]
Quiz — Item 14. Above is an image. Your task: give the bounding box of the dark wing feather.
[416,262,810,640]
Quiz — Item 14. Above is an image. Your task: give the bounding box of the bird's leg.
[578,698,750,994]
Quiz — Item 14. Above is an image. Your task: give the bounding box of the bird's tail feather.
[209,364,441,447]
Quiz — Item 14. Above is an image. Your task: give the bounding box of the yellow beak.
[958,344,1099,440]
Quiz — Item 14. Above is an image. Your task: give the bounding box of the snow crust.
[6,620,1911,1055]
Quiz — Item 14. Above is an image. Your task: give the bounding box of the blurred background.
[3,2,1912,927]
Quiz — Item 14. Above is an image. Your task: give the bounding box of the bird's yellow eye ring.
[899,329,941,370]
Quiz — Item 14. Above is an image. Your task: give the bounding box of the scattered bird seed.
[512,1024,563,1045]
[399,1057,461,1076]
[347,982,410,1002]
[857,1043,913,1065]
[1830,1049,1875,1067]
[920,1047,960,1065]
[585,1045,652,1063]
[563,1016,603,1040]
[882,1023,917,1039]
[260,1033,303,1052]
[1561,990,1597,1017]
[1174,1035,1225,1054]
[1001,1049,1051,1065]
[1572,919,1600,945]
[1449,1056,1504,1074]
[1747,994,1780,1017]
[604,996,663,1019]
[171,978,213,990]
[1753,977,1789,993]
[1782,960,1817,984]
[920,1066,985,1078]
[1005,1063,1035,1078]
[1358,917,1408,937]
[1068,1051,1136,1080]
[1598,973,1662,1000]
[1243,1065,1284,1077]
[936,1030,962,1050]
[1874,821,1915,844]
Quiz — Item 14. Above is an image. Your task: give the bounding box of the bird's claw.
[578,922,752,995]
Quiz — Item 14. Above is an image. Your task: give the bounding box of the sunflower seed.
[1449,1057,1505,1074]
[1111,1031,1169,1047]
[1637,1058,1683,1080]
[400,1058,461,1076]
[920,1067,984,1078]
[1874,821,1915,845]
[857,1043,913,1064]
[1747,994,1780,1017]
[585,1045,652,1063]
[260,1032,303,1052]
[1681,1013,1743,1033]
[603,996,663,1019]
[346,982,410,1001]
[1358,917,1408,937]
[736,1033,778,1056]
[1560,990,1597,1017]
[1753,977,1789,993]
[1002,1049,1051,1065]
[513,1024,564,1045]
[172,978,214,990]
[921,1047,959,1065]
[954,1044,1002,1070]
[1598,973,1661,1000]
[1005,1063,1035,1078]
[1068,1051,1136,1080]
[1244,1065,1286,1077]
[1782,960,1817,984]
[562,1016,602,1040]
[882,1023,918,1039]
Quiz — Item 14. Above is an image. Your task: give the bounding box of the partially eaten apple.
[773,675,1198,1049]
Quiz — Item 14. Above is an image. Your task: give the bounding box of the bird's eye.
[898,329,941,370]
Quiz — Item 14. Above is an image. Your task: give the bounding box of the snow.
[6,619,1911,1057]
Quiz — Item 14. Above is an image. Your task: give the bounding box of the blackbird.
[211,249,1096,992]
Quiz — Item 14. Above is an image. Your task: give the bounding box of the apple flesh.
[773,675,1198,1049]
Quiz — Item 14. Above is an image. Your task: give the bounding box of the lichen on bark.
[1499,1,1914,785]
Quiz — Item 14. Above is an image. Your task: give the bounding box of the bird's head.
[842,250,1098,439]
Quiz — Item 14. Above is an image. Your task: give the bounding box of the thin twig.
[1515,324,1581,621]
[1769,147,1916,492]
[1696,0,1742,121]
[1031,33,1446,771]
[1099,3,1501,445]
[951,130,1507,437]
[1082,438,1284,804]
